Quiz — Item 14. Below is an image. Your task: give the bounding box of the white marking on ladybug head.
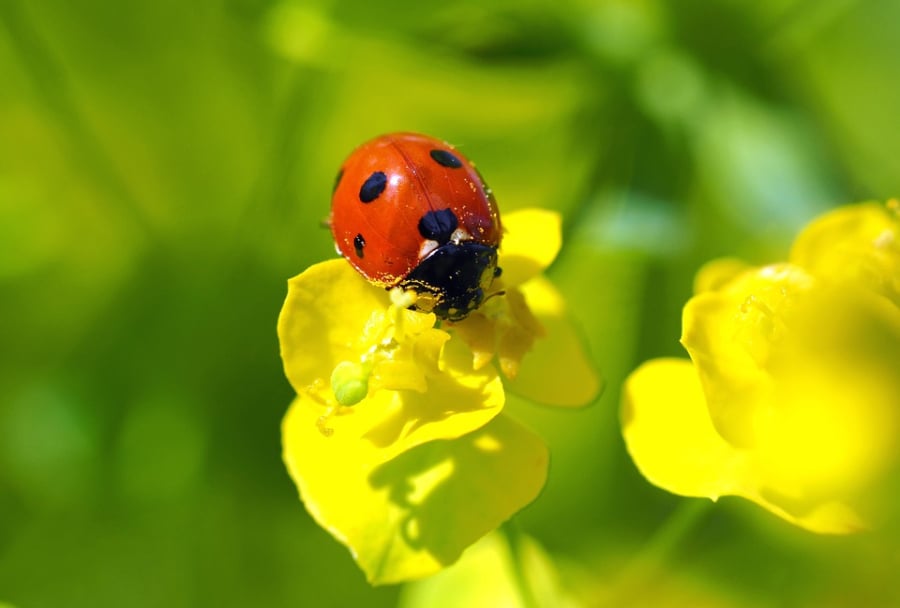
[419,239,439,260]
[450,228,471,244]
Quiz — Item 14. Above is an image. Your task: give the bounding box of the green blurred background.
[1,0,898,606]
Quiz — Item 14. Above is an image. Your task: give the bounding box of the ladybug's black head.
[400,241,499,321]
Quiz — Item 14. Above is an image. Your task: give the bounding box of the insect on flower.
[330,132,503,321]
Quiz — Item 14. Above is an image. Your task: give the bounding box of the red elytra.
[330,132,503,321]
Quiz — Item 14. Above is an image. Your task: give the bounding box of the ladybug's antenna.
[482,289,506,304]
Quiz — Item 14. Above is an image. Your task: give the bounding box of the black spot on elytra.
[430,149,463,169]
[353,233,365,258]
[333,168,344,194]
[418,208,458,245]
[359,171,387,203]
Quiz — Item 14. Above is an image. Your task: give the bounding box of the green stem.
[610,499,712,604]
[0,0,155,239]
[500,519,539,608]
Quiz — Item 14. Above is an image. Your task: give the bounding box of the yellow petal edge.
[283,400,549,584]
[621,358,866,534]
[498,208,562,288]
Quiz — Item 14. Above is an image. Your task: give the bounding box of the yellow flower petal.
[692,257,752,294]
[684,262,900,485]
[750,285,900,510]
[498,208,562,287]
[283,402,548,585]
[681,263,815,447]
[450,313,497,371]
[621,358,868,534]
[790,200,900,305]
[278,259,388,394]
[622,358,748,499]
[496,288,544,379]
[450,287,544,380]
[505,276,603,407]
[316,348,505,464]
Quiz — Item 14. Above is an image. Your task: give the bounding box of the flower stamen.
[324,287,445,420]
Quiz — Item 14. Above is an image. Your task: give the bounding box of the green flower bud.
[330,361,371,406]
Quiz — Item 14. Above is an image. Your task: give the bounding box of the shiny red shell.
[330,132,502,287]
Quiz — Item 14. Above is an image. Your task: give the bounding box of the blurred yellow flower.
[278,208,600,583]
[622,201,900,534]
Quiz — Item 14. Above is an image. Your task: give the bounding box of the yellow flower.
[278,208,600,584]
[791,199,900,306]
[622,201,900,534]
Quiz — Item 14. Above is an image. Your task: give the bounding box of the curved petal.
[277,259,388,393]
[751,286,900,513]
[505,276,603,407]
[693,257,752,294]
[296,344,505,466]
[360,338,506,463]
[621,358,867,534]
[680,264,815,447]
[283,402,548,585]
[790,200,899,305]
[622,358,748,499]
[498,208,562,288]
[683,262,900,493]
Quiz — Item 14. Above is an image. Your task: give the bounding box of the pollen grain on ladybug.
[330,132,503,321]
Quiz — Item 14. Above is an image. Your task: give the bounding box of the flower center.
[328,288,448,408]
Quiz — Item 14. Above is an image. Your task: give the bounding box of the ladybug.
[330,132,503,321]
